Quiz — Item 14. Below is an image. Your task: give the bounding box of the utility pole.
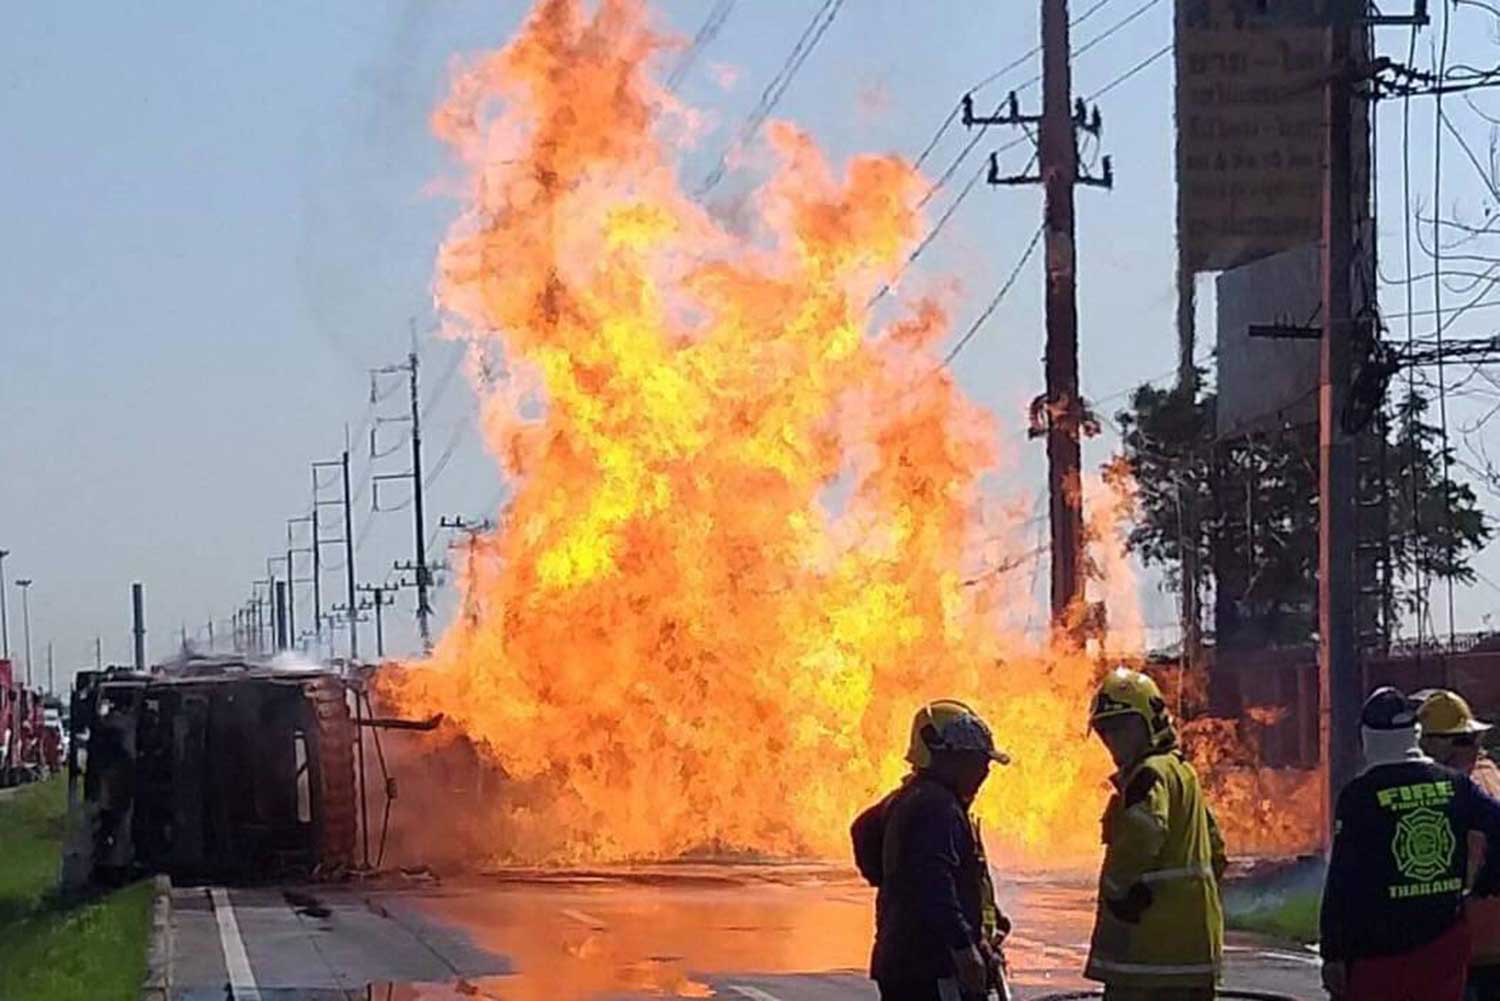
[1320,0,1408,843]
[356,584,397,658]
[46,641,53,696]
[252,579,273,654]
[0,548,10,659]
[308,501,324,648]
[314,454,358,660]
[286,516,315,648]
[1038,0,1084,641]
[965,0,1111,644]
[343,448,358,659]
[16,579,33,685]
[439,516,495,628]
[408,350,432,653]
[94,636,102,670]
[275,581,289,651]
[374,345,434,653]
[268,556,291,650]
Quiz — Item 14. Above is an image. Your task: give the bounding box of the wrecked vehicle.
[72,659,359,883]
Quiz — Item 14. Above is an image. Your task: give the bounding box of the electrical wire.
[869,160,989,307]
[1440,110,1500,205]
[920,0,1164,210]
[942,224,1045,368]
[1014,0,1165,93]
[698,0,846,194]
[916,0,1119,171]
[424,419,471,490]
[422,345,467,422]
[668,0,736,92]
[1402,25,1425,654]
[877,34,1167,321]
[1087,41,1173,101]
[1433,2,1459,648]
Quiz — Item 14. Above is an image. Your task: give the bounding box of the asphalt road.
[168,863,1323,1001]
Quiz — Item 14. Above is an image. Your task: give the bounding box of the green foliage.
[1108,380,1492,645]
[1223,887,1321,944]
[0,882,152,1001]
[0,780,67,923]
[0,781,152,1001]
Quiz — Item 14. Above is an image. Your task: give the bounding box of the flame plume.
[381,0,1314,865]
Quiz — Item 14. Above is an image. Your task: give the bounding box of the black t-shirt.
[1320,759,1500,960]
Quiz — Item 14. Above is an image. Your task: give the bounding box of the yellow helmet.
[1418,689,1493,736]
[905,699,1011,769]
[1089,667,1173,743]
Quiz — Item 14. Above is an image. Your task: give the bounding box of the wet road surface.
[169,863,1322,1000]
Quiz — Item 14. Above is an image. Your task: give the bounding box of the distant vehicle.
[41,705,64,773]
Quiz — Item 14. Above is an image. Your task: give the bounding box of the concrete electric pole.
[374,344,434,654]
[0,548,10,659]
[355,584,397,658]
[16,579,34,685]
[314,453,359,660]
[131,582,146,671]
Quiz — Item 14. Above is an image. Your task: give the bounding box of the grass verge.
[1224,887,1321,944]
[0,780,153,1001]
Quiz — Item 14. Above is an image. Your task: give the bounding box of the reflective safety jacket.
[1085,747,1226,990]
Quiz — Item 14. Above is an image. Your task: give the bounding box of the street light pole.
[0,549,10,659]
[16,579,34,687]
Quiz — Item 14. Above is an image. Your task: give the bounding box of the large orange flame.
[382,0,1318,865]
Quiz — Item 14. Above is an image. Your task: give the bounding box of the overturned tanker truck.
[69,657,437,885]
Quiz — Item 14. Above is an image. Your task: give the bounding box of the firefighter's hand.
[950,944,987,996]
[1321,960,1348,997]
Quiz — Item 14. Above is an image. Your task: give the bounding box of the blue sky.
[1,1,1495,687]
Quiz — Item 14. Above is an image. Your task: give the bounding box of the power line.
[914,0,1118,171]
[919,0,1160,210]
[942,224,1045,368]
[1086,40,1173,100]
[424,418,471,490]
[668,0,737,91]
[966,0,1119,94]
[1401,25,1425,655]
[887,34,1166,316]
[1433,0,1459,648]
[698,0,847,194]
[869,159,991,306]
[421,344,467,422]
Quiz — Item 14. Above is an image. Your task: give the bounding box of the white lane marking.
[560,907,607,929]
[209,887,262,1000]
[727,987,785,1001]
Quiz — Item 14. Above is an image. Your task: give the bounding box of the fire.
[381,0,1317,866]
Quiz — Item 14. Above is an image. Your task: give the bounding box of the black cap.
[1362,686,1418,730]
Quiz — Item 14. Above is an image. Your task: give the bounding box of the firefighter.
[1085,667,1225,1001]
[1417,689,1500,1000]
[1321,687,1500,1001]
[852,700,1012,1001]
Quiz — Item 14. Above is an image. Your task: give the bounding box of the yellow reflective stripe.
[1089,957,1219,975]
[1139,864,1214,884]
[1103,863,1212,895]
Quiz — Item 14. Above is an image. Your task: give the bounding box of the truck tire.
[303,675,357,871]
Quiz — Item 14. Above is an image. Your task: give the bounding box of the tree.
[1104,379,1492,648]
